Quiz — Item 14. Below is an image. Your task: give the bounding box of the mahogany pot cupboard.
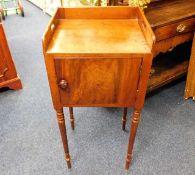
[42,7,155,170]
[0,22,22,90]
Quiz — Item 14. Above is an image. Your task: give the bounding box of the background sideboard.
[145,0,195,92]
[0,23,22,90]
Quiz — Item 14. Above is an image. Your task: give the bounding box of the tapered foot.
[69,107,75,130]
[125,110,141,170]
[125,153,132,170]
[122,108,128,130]
[56,109,72,169]
[65,153,71,169]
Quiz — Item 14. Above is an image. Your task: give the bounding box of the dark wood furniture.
[43,7,154,170]
[144,0,195,92]
[185,33,195,100]
[0,22,22,90]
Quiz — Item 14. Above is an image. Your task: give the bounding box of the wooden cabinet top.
[145,0,195,28]
[43,7,154,58]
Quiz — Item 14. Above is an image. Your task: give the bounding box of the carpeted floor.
[0,1,195,175]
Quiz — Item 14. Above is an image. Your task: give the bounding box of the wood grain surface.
[47,19,150,55]
[55,57,142,107]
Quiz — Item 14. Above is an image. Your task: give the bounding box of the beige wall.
[28,0,61,15]
[28,0,83,15]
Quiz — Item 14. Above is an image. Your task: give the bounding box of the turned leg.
[69,107,75,130]
[122,107,128,131]
[56,109,71,169]
[125,110,141,170]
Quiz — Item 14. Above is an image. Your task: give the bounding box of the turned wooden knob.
[59,79,68,89]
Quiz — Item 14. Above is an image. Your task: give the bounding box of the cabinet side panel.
[135,54,153,109]
[44,54,62,109]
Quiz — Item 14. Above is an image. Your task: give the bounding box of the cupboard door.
[55,58,142,107]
